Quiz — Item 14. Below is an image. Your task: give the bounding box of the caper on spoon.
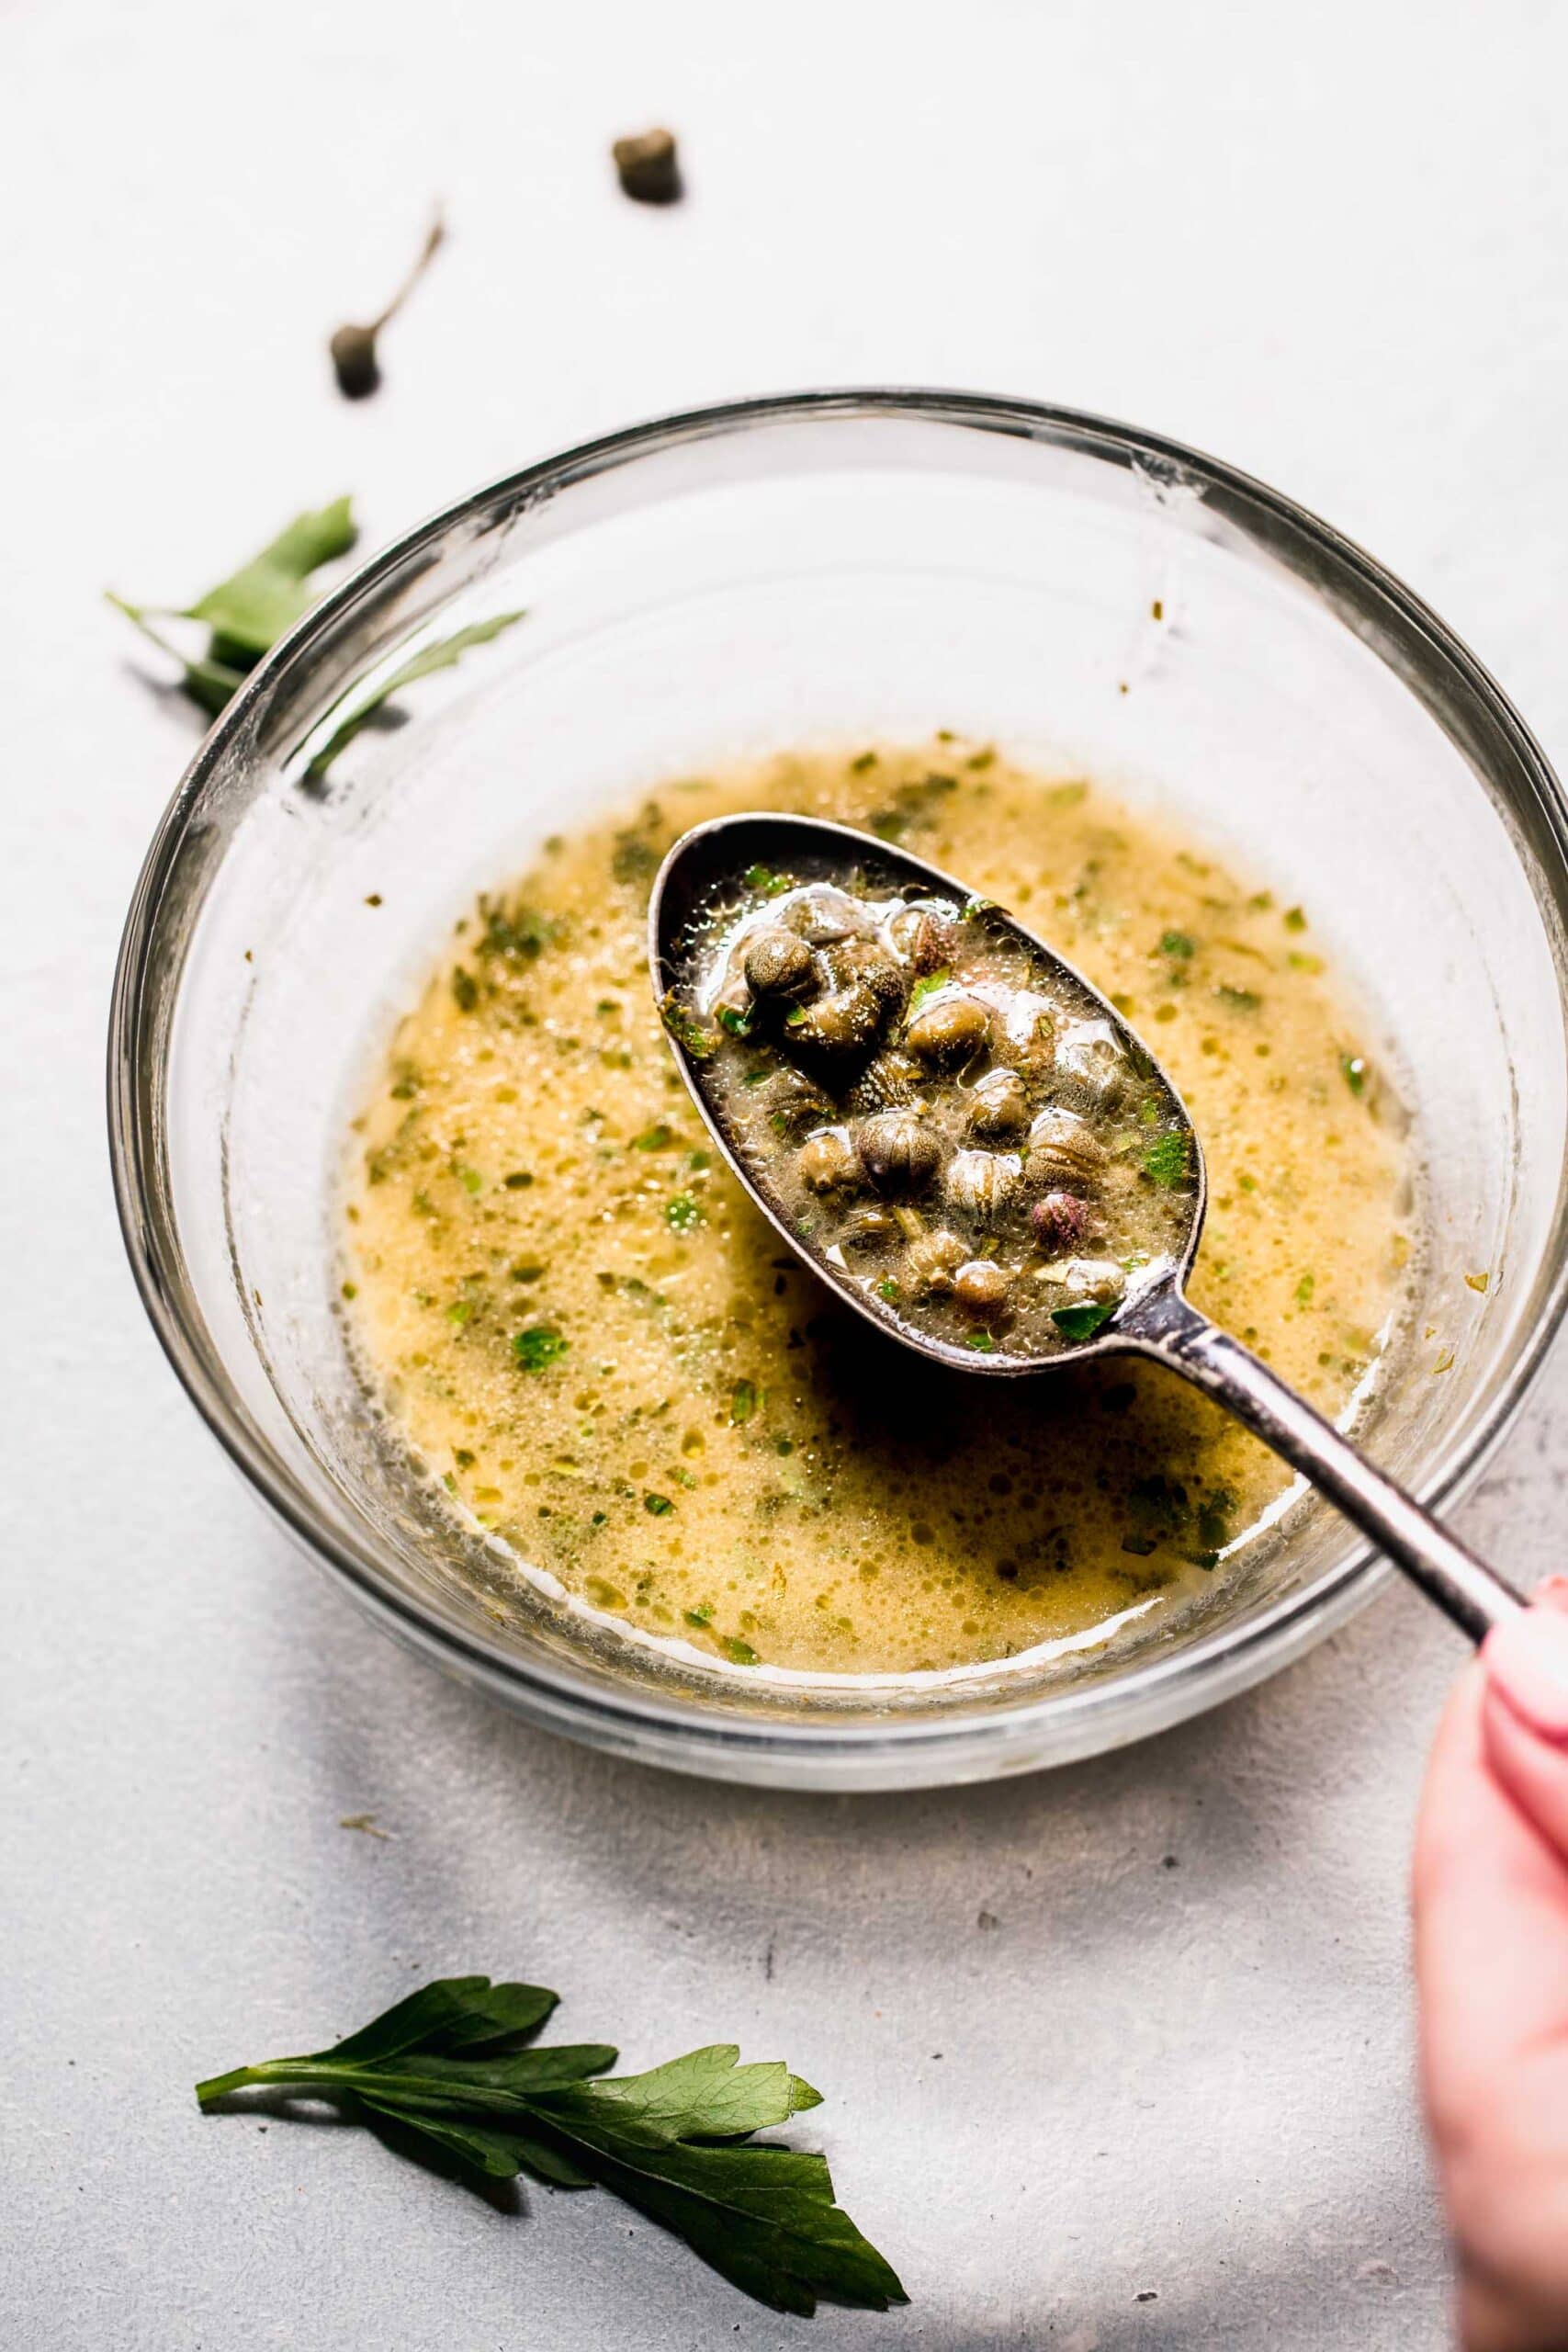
[649,813,1522,1642]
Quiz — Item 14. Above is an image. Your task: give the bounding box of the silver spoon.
[649,812,1523,1643]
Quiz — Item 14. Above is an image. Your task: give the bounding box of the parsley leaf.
[907,967,952,1014]
[1052,1299,1118,1342]
[1142,1131,1190,1188]
[513,1326,567,1372]
[305,612,526,780]
[187,498,359,657]
[196,1977,905,2317]
[108,499,357,714]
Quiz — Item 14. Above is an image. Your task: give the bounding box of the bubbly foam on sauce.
[343,744,1414,1679]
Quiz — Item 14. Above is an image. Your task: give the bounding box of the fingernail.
[1483,1607,1568,1740]
[1536,1575,1568,1614]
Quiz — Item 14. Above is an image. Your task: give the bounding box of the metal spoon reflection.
[649,812,1521,1643]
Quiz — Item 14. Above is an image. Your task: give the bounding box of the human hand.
[1414,1582,1568,2351]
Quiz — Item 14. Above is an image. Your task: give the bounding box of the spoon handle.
[1122,1284,1525,1642]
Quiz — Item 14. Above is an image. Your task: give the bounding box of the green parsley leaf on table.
[109,503,523,767]
[303,610,526,780]
[196,1973,905,2318]
[108,498,357,714]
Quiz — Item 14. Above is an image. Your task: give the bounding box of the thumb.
[1482,1583,1568,1862]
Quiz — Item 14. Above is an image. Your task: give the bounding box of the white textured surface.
[6,2,1568,2343]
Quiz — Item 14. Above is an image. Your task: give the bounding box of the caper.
[826,937,907,1015]
[612,126,682,204]
[996,990,1056,1071]
[1024,1107,1106,1192]
[788,983,886,1057]
[965,1069,1029,1140]
[953,1260,1012,1322]
[1054,1019,1127,1109]
[906,993,988,1068]
[944,1148,1021,1225]
[767,1069,834,1137]
[1060,1258,1126,1306]
[786,886,862,945]
[858,1109,941,1195]
[840,1205,899,1251]
[888,905,961,974]
[846,1048,925,1115]
[743,928,816,1000]
[906,1227,966,1295]
[798,1126,863,1194]
[1029,1191,1100,1253]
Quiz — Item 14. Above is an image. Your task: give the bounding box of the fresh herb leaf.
[111,503,355,715]
[666,1193,703,1232]
[742,864,790,897]
[479,897,558,961]
[1142,1131,1189,1188]
[660,994,718,1061]
[306,614,525,780]
[1052,1299,1117,1342]
[1341,1052,1369,1097]
[1215,983,1260,1012]
[513,1326,567,1372]
[717,1003,756,1037]
[729,1379,757,1424]
[721,1637,761,1666]
[632,1124,677,1151]
[644,1492,674,1515]
[1158,929,1196,960]
[907,967,951,1013]
[197,1982,903,2316]
[321,1975,559,2067]
[104,595,249,716]
[187,498,358,657]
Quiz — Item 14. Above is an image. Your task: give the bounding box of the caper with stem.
[905,1227,966,1295]
[798,1126,863,1194]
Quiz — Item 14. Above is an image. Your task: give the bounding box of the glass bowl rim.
[107,385,1568,1771]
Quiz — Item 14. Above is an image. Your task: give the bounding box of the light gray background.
[6,3,1567,2344]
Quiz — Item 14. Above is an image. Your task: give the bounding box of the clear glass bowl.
[109,390,1568,1790]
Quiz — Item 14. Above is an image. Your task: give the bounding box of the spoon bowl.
[652,810,1524,1642]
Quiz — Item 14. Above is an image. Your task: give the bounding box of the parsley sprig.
[196,1973,905,2318]
[108,500,524,763]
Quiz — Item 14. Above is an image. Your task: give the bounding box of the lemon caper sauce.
[671,861,1198,1362]
[343,744,1413,1679]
